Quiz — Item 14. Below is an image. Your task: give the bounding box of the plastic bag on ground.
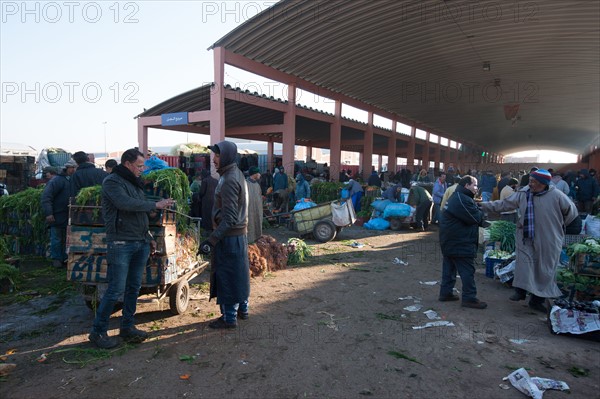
[363,218,390,230]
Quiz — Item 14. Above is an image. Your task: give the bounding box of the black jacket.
[72,162,108,195]
[102,165,156,242]
[195,175,218,230]
[41,173,73,228]
[439,185,484,258]
[208,141,248,245]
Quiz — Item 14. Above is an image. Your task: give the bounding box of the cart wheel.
[389,218,402,231]
[313,220,337,243]
[169,279,190,315]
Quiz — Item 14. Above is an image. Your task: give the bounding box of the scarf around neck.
[523,188,548,239]
[114,164,144,188]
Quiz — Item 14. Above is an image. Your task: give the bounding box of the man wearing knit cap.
[479,169,578,312]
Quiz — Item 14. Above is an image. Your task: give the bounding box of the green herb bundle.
[311,182,345,204]
[287,238,312,265]
[0,187,47,254]
[488,221,516,253]
[143,168,191,229]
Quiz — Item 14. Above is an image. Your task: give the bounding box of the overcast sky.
[0,1,577,163]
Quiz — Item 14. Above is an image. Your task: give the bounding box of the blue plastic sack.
[383,203,412,219]
[293,200,317,211]
[143,155,172,174]
[363,217,390,230]
[341,189,350,199]
[371,199,391,212]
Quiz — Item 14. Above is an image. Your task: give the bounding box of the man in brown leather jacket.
[199,140,250,329]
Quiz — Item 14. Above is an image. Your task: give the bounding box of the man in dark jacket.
[576,169,600,213]
[89,149,175,349]
[71,151,108,195]
[191,169,218,236]
[41,159,76,267]
[367,170,382,187]
[438,175,487,309]
[479,170,497,202]
[199,141,250,329]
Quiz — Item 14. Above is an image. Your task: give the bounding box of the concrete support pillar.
[282,83,296,173]
[306,146,313,162]
[407,126,416,170]
[267,139,274,172]
[363,112,374,180]
[388,121,397,173]
[422,132,430,171]
[377,154,383,172]
[137,120,148,156]
[329,100,342,182]
[210,47,226,145]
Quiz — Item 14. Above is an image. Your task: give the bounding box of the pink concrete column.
[388,121,397,173]
[377,154,383,173]
[363,112,374,180]
[407,126,416,170]
[282,83,296,173]
[434,135,441,170]
[329,100,342,182]
[422,132,430,171]
[306,145,313,162]
[137,119,148,156]
[210,46,226,177]
[267,138,274,172]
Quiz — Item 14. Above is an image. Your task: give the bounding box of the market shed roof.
[211,0,600,156]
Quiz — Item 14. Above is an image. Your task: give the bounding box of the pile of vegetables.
[311,182,345,204]
[0,187,47,255]
[486,249,514,259]
[0,236,20,290]
[566,238,600,259]
[287,238,312,265]
[488,221,516,253]
[556,268,598,297]
[75,186,102,206]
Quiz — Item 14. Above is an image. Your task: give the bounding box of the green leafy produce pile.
[486,250,514,259]
[0,236,20,289]
[311,182,345,204]
[358,186,381,218]
[287,238,312,265]
[75,185,102,206]
[556,268,597,292]
[488,221,516,253]
[0,187,47,255]
[566,238,600,259]
[144,168,192,230]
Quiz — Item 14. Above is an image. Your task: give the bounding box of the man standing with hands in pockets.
[199,140,250,329]
[89,148,175,349]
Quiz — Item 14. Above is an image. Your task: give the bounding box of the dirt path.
[1,226,599,398]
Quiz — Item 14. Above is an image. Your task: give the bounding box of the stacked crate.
[0,155,36,193]
[66,192,182,286]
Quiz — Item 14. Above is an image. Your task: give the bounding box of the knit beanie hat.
[530,169,551,186]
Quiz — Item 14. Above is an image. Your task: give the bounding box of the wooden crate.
[67,225,177,256]
[69,204,104,226]
[572,253,600,277]
[67,253,177,285]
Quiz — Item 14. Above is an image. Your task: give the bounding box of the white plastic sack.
[331,200,356,226]
[495,260,515,283]
[584,214,600,237]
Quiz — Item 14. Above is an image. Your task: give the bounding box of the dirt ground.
[1,225,599,399]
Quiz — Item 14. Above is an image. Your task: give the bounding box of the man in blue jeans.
[199,140,249,329]
[438,175,487,309]
[89,149,175,349]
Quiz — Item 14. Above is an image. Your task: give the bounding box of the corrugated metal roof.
[212,0,600,155]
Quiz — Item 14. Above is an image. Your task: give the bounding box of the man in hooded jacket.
[199,141,250,328]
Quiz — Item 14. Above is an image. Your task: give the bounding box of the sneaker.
[237,310,249,320]
[438,294,460,302]
[461,299,488,309]
[208,317,236,329]
[89,332,121,349]
[528,301,547,313]
[118,327,149,343]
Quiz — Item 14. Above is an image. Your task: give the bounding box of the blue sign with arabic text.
[161,112,188,126]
